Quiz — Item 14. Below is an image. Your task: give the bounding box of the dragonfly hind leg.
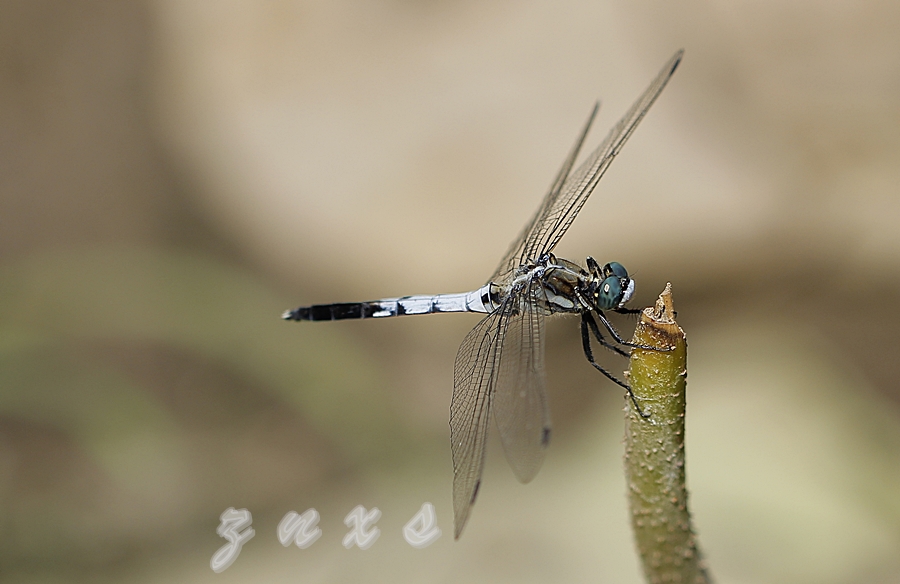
[580,313,650,419]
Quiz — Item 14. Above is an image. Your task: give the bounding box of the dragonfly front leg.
[594,309,669,352]
[580,313,650,418]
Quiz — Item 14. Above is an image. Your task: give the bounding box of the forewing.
[521,50,683,261]
[491,50,683,279]
[490,103,599,281]
[492,279,551,484]
[450,306,510,539]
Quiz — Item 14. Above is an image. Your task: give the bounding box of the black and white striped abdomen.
[283,283,501,322]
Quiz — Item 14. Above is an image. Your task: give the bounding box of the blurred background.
[2,1,899,582]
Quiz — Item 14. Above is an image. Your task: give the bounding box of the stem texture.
[625,283,711,584]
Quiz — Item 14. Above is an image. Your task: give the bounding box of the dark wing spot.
[470,480,480,504]
[542,427,551,447]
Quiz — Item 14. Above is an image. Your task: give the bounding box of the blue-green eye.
[604,262,628,280]
[596,276,623,310]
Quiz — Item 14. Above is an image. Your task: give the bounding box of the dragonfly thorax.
[515,255,634,315]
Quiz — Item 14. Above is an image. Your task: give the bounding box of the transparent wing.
[492,279,551,484]
[450,304,511,539]
[491,50,683,280]
[490,103,599,281]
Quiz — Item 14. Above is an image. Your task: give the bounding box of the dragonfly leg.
[595,310,671,352]
[580,314,650,418]
[614,306,678,318]
[583,312,630,357]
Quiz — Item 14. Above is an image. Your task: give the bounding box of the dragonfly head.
[589,260,634,310]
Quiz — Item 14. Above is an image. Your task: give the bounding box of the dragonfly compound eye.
[597,276,624,310]
[603,262,629,280]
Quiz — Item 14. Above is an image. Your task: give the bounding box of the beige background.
[2,1,899,582]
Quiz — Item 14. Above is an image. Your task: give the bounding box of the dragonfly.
[284,50,682,539]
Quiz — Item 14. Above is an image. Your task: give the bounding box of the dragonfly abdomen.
[283,285,498,321]
[283,302,387,321]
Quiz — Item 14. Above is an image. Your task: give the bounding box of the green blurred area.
[0,246,418,572]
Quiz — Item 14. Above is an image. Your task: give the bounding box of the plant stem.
[625,283,711,584]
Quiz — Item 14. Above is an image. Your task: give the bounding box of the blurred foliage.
[0,246,416,573]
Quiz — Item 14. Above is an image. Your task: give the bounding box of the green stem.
[625,283,711,584]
